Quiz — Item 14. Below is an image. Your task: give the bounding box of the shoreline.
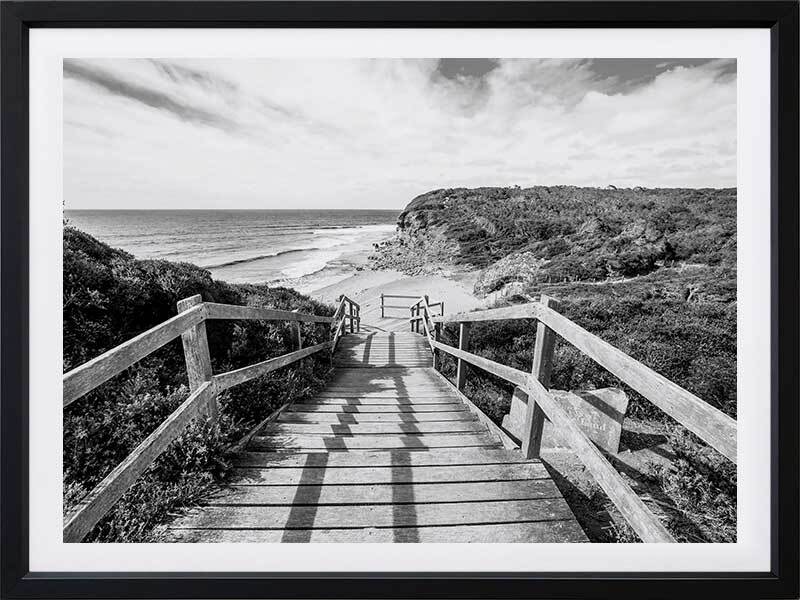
[308,267,483,322]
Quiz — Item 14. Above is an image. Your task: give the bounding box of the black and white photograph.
[60,56,740,545]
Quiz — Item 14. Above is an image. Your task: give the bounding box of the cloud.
[64,59,241,133]
[63,58,736,210]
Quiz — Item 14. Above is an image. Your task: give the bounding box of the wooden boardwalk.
[65,293,735,543]
[167,329,587,543]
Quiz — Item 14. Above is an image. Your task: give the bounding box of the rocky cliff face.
[368,193,462,275]
[370,186,736,297]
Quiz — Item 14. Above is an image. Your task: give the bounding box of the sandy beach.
[309,268,483,325]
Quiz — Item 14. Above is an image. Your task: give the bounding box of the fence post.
[381,294,385,319]
[441,301,445,316]
[432,323,441,370]
[456,322,470,391]
[349,301,354,334]
[291,309,302,350]
[521,294,559,459]
[176,294,217,423]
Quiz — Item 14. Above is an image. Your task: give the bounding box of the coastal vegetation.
[63,226,334,541]
[373,186,737,543]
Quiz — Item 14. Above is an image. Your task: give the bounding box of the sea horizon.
[65,208,399,293]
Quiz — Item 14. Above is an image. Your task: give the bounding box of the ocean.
[65,210,398,293]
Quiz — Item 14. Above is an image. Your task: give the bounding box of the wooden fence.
[378,293,443,319]
[62,294,359,542]
[409,294,737,543]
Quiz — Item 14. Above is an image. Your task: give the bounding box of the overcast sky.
[64,58,736,210]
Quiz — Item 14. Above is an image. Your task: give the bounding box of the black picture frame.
[1,1,798,598]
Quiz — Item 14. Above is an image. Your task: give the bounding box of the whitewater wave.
[201,247,317,269]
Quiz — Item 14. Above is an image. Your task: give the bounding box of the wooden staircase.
[65,292,735,543]
[166,326,587,542]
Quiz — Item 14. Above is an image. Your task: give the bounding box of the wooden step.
[230,463,547,486]
[231,448,531,468]
[168,519,587,543]
[278,411,478,423]
[248,432,501,451]
[319,386,450,392]
[286,403,467,413]
[197,479,562,506]
[302,398,462,406]
[333,363,434,369]
[263,421,488,435]
[315,391,453,398]
[170,498,574,530]
[332,367,436,374]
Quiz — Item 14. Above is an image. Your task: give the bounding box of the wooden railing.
[379,293,424,319]
[331,294,360,350]
[409,294,737,543]
[62,293,359,542]
[409,295,444,335]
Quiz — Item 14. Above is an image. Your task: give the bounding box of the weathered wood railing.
[331,294,360,350]
[409,295,444,334]
[409,294,737,543]
[62,294,358,542]
[379,293,424,319]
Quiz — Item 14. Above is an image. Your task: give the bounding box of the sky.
[63,58,736,210]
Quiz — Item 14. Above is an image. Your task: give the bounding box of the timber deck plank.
[167,520,587,543]
[222,463,551,486]
[263,421,488,434]
[195,479,564,505]
[167,329,587,543]
[277,411,478,423]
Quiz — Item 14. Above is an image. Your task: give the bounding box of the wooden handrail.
[330,294,360,349]
[524,375,674,543]
[430,337,674,543]
[379,293,420,318]
[205,302,332,323]
[63,304,206,407]
[431,303,538,324]
[430,300,737,463]
[331,315,347,353]
[63,297,338,541]
[214,342,332,391]
[534,303,737,463]
[413,295,437,351]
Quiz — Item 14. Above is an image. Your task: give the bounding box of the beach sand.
[309,268,483,325]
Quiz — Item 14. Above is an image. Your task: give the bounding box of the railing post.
[291,309,302,350]
[424,296,430,337]
[433,323,441,369]
[349,301,354,334]
[411,305,416,333]
[521,294,559,459]
[456,322,470,391]
[381,293,385,319]
[441,301,445,317]
[176,294,217,423]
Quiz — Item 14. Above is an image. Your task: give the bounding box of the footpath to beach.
[309,268,483,328]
